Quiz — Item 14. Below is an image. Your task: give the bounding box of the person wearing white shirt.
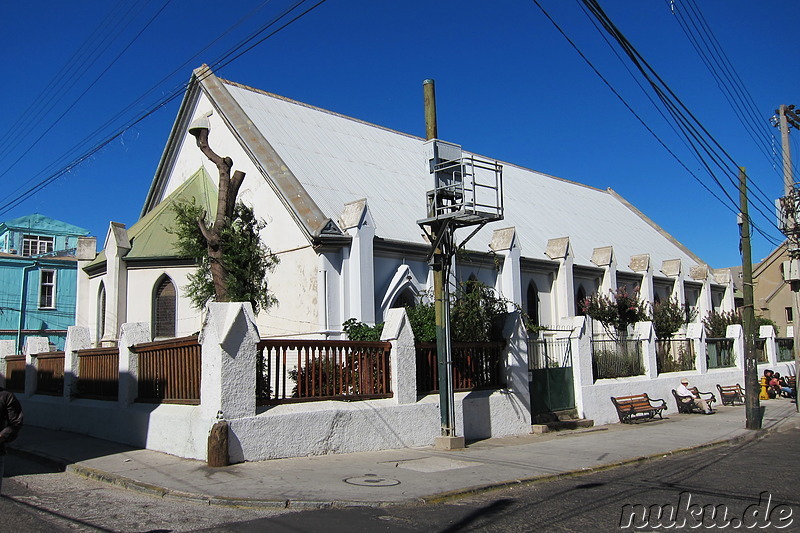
[676,378,712,414]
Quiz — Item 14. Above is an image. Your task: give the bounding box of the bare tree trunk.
[190,128,245,302]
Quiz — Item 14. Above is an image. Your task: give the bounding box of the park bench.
[716,383,745,406]
[672,387,716,414]
[610,393,667,423]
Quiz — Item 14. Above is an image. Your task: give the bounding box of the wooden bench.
[716,383,745,406]
[611,394,667,423]
[672,387,716,414]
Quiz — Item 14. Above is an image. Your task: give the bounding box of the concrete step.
[531,417,594,434]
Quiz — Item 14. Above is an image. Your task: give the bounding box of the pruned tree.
[169,122,278,313]
[188,122,245,302]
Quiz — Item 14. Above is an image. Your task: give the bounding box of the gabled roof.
[144,66,708,274]
[87,167,216,269]
[0,213,89,236]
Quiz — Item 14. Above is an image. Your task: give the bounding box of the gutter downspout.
[18,261,38,352]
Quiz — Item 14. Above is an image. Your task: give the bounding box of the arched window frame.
[152,275,177,339]
[97,282,106,342]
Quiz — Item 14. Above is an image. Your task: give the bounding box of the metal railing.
[655,338,695,374]
[75,347,119,400]
[132,336,201,404]
[35,351,65,396]
[257,339,392,404]
[591,339,644,380]
[416,341,506,394]
[528,337,572,370]
[706,338,735,369]
[777,338,794,362]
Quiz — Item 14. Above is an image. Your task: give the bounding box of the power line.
[575,0,782,245]
[0,0,329,219]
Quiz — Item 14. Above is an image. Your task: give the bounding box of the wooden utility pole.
[739,167,761,429]
[423,79,460,447]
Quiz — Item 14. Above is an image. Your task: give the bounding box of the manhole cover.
[344,474,400,487]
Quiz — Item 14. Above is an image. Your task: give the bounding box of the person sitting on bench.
[677,378,713,414]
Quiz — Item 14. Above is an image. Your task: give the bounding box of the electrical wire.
[573,0,782,246]
[0,0,329,219]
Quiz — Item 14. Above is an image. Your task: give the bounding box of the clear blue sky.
[1,0,797,269]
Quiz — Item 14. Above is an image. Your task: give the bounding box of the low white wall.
[19,396,212,460]
[228,388,531,462]
[579,362,795,426]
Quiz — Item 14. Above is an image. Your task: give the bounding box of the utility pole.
[739,167,760,429]
[775,104,800,413]
[423,79,459,448]
[418,79,504,449]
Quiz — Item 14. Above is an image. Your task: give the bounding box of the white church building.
[75,65,734,346]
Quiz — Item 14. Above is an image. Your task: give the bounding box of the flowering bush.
[580,286,648,339]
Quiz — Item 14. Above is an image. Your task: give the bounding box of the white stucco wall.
[126,266,200,338]
[578,361,795,426]
[20,396,212,460]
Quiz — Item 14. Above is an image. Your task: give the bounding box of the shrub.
[342,318,384,341]
[580,286,648,339]
[652,298,696,339]
[702,310,740,338]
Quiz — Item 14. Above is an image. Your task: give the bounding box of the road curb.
[10,413,795,510]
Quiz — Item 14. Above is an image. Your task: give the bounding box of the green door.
[529,337,575,415]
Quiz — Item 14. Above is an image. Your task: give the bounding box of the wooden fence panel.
[76,347,119,400]
[36,351,65,396]
[257,339,392,405]
[132,336,201,404]
[3,355,25,393]
[416,341,506,394]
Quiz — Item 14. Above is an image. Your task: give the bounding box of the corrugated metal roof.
[87,168,216,268]
[221,80,703,273]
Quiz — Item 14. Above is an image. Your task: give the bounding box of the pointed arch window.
[575,285,587,316]
[154,277,177,339]
[526,281,540,327]
[97,283,106,341]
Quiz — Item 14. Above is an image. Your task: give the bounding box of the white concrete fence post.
[199,302,260,420]
[636,321,657,378]
[570,316,592,418]
[687,323,706,374]
[118,322,151,407]
[23,337,50,397]
[501,311,531,419]
[63,326,91,399]
[0,340,14,388]
[380,308,417,405]
[759,325,777,366]
[727,324,745,370]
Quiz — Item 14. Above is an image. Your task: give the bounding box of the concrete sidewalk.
[8,399,799,509]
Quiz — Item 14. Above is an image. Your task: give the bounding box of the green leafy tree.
[652,298,697,339]
[580,286,648,339]
[171,199,278,313]
[342,318,384,341]
[702,310,740,338]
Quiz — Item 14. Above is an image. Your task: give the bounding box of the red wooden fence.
[257,339,392,404]
[75,347,119,400]
[35,351,65,396]
[132,336,201,404]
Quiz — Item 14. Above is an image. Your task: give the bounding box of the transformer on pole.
[416,79,504,448]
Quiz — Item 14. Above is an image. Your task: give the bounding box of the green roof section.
[86,167,217,268]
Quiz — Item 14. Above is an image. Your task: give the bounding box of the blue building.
[0,214,90,351]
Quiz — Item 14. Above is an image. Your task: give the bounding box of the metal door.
[529,336,575,415]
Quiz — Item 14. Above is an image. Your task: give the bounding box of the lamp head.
[188,116,210,138]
